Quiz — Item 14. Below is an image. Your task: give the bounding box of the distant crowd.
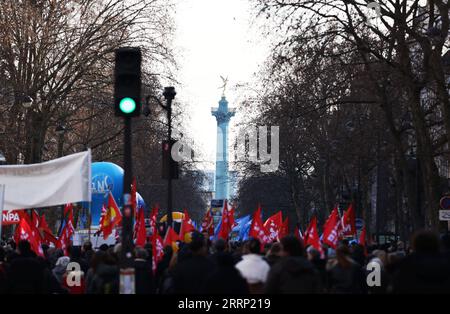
[1,230,450,294]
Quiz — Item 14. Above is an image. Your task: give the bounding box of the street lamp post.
[163,87,176,229]
[143,88,177,231]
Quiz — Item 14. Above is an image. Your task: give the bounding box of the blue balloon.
[83,162,124,226]
[80,162,147,227]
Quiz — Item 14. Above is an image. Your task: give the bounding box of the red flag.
[249,205,270,245]
[218,200,232,240]
[152,231,164,274]
[39,214,50,232]
[228,206,237,229]
[304,216,323,255]
[64,204,74,226]
[279,217,289,239]
[180,209,195,242]
[56,220,74,256]
[15,217,44,257]
[135,208,147,247]
[39,214,57,246]
[179,209,196,242]
[201,208,214,236]
[264,211,283,242]
[342,203,356,237]
[322,207,342,249]
[98,192,122,240]
[359,225,368,256]
[14,211,41,250]
[18,210,32,226]
[164,227,180,252]
[26,210,43,243]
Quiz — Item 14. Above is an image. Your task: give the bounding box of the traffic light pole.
[114,47,140,293]
[121,116,134,267]
[167,102,173,229]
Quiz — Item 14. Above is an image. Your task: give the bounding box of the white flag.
[0,150,92,211]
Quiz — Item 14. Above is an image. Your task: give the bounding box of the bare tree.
[248,0,449,230]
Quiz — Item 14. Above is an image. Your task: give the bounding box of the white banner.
[0,150,91,211]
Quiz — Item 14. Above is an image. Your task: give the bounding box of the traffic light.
[114,47,141,117]
[162,140,179,180]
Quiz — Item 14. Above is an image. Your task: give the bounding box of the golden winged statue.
[219,75,229,97]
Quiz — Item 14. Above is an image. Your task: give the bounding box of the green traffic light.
[119,97,137,114]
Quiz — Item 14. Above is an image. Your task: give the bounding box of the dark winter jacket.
[88,263,119,294]
[327,259,366,294]
[392,252,450,294]
[134,259,155,294]
[265,256,322,294]
[204,252,249,294]
[7,253,49,294]
[7,255,66,294]
[170,254,215,294]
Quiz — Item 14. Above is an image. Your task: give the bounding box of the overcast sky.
[168,0,271,170]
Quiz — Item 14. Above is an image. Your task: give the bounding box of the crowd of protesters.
[1,230,450,294]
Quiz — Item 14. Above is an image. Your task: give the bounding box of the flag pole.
[0,185,5,241]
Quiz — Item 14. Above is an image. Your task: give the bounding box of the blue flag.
[241,219,253,241]
[214,218,222,240]
[232,215,251,240]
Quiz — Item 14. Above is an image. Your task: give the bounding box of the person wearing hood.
[52,256,71,285]
[265,236,322,294]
